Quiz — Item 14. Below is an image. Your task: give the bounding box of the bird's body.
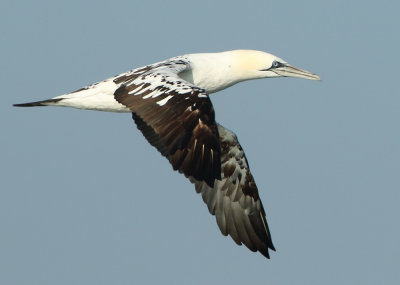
[14,50,320,258]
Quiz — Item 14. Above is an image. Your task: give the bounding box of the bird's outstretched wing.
[113,58,221,187]
[191,124,275,258]
[114,60,274,258]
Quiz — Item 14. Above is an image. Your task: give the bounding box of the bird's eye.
[261,60,284,72]
[272,61,281,68]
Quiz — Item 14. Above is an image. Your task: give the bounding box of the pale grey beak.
[274,64,321,81]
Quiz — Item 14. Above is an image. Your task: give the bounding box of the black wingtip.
[263,252,271,259]
[260,245,276,259]
[13,98,62,107]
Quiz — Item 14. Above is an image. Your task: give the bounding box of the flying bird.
[14,50,320,258]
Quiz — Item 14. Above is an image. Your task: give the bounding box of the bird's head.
[230,50,321,81]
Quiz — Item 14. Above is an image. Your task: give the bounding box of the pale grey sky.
[2,1,399,284]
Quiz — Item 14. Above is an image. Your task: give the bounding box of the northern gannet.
[14,50,320,258]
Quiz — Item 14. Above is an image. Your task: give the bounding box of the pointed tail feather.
[13,98,63,107]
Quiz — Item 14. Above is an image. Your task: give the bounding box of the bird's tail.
[13,78,130,112]
[13,98,63,107]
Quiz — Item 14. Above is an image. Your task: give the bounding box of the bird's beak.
[274,64,321,81]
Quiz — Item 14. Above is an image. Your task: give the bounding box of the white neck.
[179,50,265,94]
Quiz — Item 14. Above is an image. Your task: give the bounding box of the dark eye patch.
[260,60,285,71]
[272,60,283,68]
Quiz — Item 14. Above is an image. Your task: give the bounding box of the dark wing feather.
[113,59,221,187]
[192,124,275,258]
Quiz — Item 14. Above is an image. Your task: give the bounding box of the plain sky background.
[1,1,399,284]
